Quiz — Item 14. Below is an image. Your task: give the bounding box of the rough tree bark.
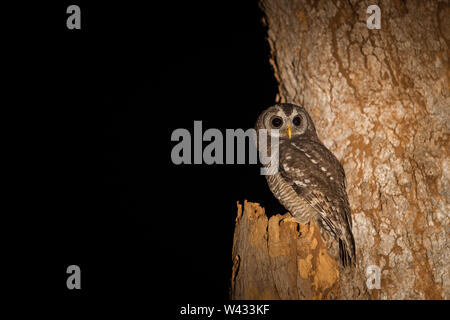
[231,0,449,299]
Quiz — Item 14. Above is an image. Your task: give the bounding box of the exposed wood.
[231,201,368,299]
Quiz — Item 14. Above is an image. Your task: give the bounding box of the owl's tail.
[339,232,356,268]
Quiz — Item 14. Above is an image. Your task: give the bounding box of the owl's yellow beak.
[286,125,292,139]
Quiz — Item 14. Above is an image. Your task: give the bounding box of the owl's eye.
[293,116,302,126]
[271,116,283,128]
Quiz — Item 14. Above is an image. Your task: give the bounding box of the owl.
[256,103,356,267]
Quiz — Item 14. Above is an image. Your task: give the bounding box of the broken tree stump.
[230,200,369,300]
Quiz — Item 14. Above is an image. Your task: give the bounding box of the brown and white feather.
[257,103,356,267]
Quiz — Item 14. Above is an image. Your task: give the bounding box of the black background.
[15,0,283,305]
[8,0,444,315]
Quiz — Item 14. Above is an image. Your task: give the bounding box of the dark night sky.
[14,0,283,305]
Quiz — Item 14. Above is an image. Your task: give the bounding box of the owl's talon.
[279,216,298,224]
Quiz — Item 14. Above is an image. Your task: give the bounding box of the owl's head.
[255,103,318,141]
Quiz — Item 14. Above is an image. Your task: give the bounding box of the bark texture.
[231,0,449,299]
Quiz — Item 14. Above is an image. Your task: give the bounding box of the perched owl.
[256,103,356,267]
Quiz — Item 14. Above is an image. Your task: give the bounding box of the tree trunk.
[231,0,449,299]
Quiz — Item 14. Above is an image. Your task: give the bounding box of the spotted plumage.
[256,103,356,267]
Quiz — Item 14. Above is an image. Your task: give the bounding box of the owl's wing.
[278,140,355,265]
[288,140,347,191]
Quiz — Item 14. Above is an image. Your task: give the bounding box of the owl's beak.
[286,125,292,139]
